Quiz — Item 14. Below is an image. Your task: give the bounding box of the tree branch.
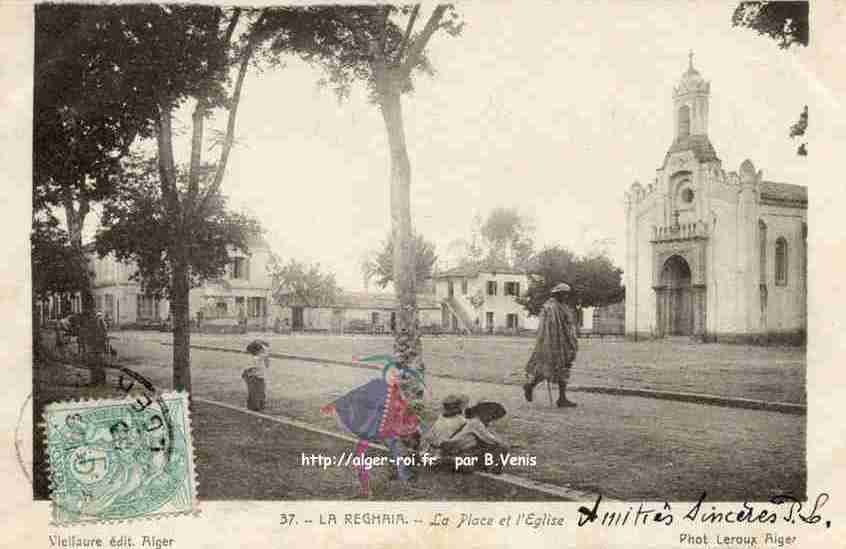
[377,5,391,58]
[222,7,242,48]
[187,8,239,213]
[187,100,206,203]
[155,105,180,219]
[395,4,420,64]
[197,11,266,215]
[367,6,391,95]
[399,5,447,79]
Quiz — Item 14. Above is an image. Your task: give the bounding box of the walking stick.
[546,380,553,406]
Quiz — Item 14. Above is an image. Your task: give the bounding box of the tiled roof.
[760,181,807,205]
[663,135,719,167]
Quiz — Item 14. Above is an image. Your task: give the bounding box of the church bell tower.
[664,51,718,167]
[673,51,710,140]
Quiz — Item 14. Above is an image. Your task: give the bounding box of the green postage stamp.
[44,392,198,525]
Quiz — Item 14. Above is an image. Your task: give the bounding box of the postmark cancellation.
[43,392,198,525]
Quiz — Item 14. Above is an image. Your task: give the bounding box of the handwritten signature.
[577,492,830,528]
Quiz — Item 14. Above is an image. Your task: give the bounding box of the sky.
[82,1,814,291]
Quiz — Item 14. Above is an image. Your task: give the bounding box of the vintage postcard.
[2,0,844,547]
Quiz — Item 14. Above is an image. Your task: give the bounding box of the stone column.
[692,285,707,338]
[736,160,760,336]
[655,287,669,337]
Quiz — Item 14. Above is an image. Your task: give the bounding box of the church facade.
[624,59,807,343]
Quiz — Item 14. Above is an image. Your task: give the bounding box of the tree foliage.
[731,1,809,156]
[731,1,809,49]
[31,214,89,301]
[261,5,463,103]
[260,5,462,376]
[517,246,624,316]
[96,157,263,298]
[55,5,272,391]
[789,104,808,156]
[363,232,437,289]
[479,207,535,270]
[34,5,162,311]
[443,208,535,271]
[269,254,342,308]
[34,5,157,209]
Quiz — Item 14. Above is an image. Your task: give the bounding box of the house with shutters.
[85,234,273,329]
[429,265,538,334]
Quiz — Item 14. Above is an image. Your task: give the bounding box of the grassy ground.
[119,331,806,404]
[33,359,561,501]
[88,336,806,501]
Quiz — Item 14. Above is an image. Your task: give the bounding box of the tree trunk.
[32,293,42,361]
[379,89,423,375]
[171,249,192,393]
[62,191,93,312]
[63,191,104,384]
[156,103,192,393]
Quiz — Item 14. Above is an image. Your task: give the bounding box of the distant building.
[428,265,538,334]
[86,234,273,329]
[273,291,441,334]
[625,59,807,343]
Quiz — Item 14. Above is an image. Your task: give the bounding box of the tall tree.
[479,207,535,270]
[569,254,625,310]
[732,1,809,155]
[34,5,157,310]
[96,157,263,304]
[517,246,623,319]
[517,246,577,316]
[71,5,271,391]
[444,209,534,271]
[266,5,463,374]
[363,231,437,289]
[31,212,90,358]
[268,254,342,308]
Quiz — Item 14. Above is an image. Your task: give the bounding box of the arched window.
[775,237,788,286]
[758,220,767,285]
[678,105,691,138]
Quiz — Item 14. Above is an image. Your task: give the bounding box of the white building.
[625,59,807,343]
[87,234,273,330]
[429,266,538,334]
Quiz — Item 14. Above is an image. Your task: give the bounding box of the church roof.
[680,66,705,87]
[662,134,719,168]
[759,181,807,205]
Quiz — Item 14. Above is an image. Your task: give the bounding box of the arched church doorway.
[660,255,693,335]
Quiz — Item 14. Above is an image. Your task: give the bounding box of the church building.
[624,57,807,343]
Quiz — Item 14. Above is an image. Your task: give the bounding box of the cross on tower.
[688,49,694,70]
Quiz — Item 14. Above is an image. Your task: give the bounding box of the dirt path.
[109,338,806,501]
